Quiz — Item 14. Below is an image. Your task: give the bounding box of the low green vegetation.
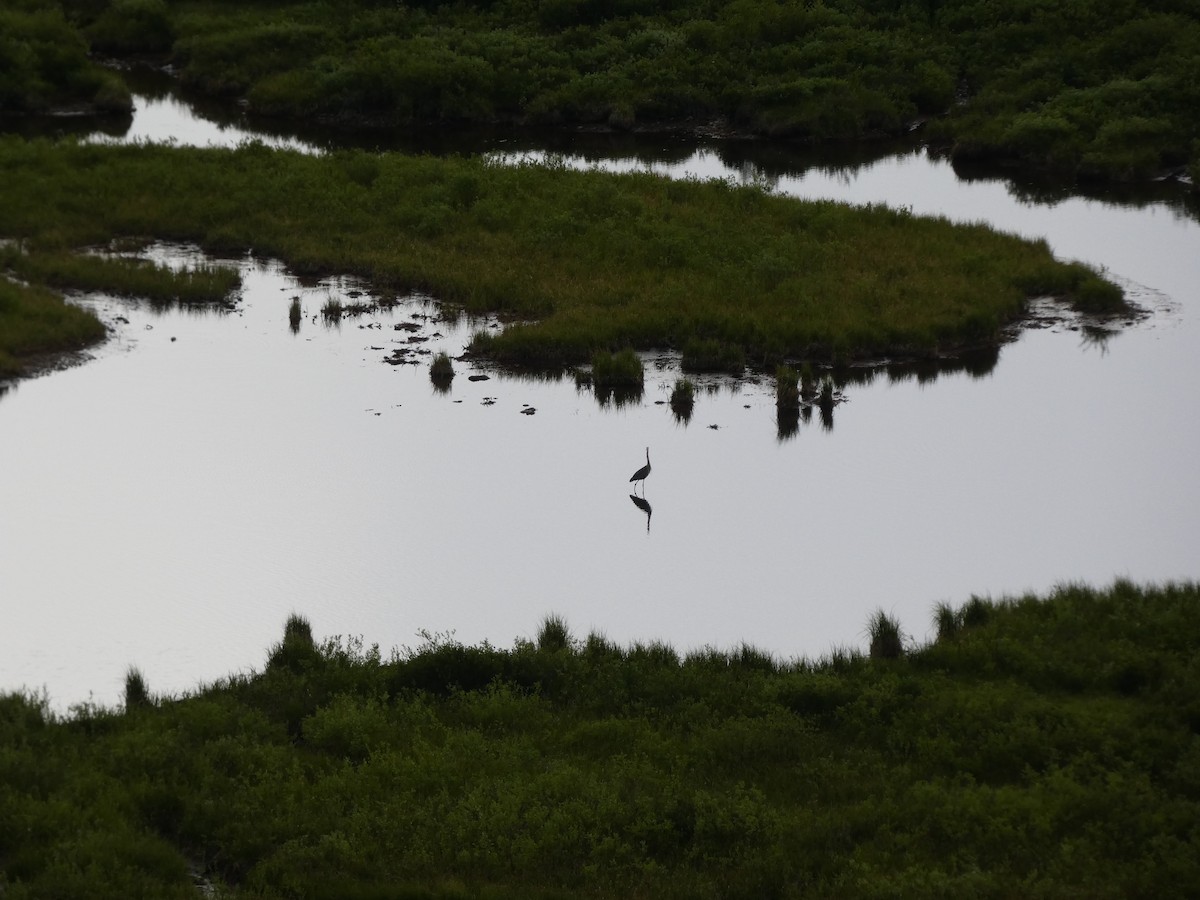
[1,580,1198,897]
[0,138,1125,374]
[1,244,241,306]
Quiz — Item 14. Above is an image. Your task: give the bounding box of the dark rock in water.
[384,349,417,365]
[468,374,490,382]
[520,407,536,415]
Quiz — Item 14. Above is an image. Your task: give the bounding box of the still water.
[2,82,1198,710]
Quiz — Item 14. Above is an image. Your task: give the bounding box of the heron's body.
[629,447,651,488]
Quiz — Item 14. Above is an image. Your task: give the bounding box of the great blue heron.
[629,447,651,490]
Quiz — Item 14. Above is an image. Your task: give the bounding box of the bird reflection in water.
[629,493,652,533]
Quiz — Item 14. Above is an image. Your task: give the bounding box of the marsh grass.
[590,348,643,388]
[1,245,240,306]
[0,140,1129,376]
[682,338,746,376]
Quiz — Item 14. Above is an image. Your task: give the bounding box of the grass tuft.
[669,377,695,421]
[430,351,455,383]
[123,666,151,711]
[867,609,905,660]
[536,614,572,653]
[590,349,643,387]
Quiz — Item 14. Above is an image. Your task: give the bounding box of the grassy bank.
[1,580,1198,897]
[0,277,107,378]
[0,137,1124,372]
[21,0,1199,183]
[0,239,241,379]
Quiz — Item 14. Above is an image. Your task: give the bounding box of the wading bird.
[629,447,651,491]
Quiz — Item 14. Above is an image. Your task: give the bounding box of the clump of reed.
[775,365,800,408]
[935,595,993,642]
[429,352,455,384]
[321,298,343,322]
[867,609,905,660]
[123,666,151,711]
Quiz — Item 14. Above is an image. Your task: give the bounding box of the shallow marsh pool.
[2,86,1198,709]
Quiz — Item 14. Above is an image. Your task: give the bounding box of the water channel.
[3,77,1198,710]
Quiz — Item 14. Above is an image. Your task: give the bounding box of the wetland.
[1,77,1197,712]
[2,3,1200,893]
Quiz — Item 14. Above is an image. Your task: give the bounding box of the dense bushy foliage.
[2,580,1198,896]
[0,0,129,113]
[13,0,1192,182]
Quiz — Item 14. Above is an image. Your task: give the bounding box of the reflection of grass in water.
[776,405,800,441]
[320,298,343,322]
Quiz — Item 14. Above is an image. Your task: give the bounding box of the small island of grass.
[0,137,1127,381]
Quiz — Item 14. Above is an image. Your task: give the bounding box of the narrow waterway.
[2,81,1197,710]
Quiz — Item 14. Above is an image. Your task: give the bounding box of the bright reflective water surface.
[3,76,1198,709]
